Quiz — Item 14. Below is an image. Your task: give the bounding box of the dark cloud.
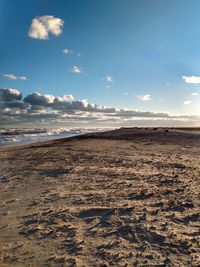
[1,100,29,109]
[24,92,55,106]
[0,88,22,102]
[0,88,199,126]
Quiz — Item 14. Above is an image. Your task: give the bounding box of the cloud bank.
[28,16,64,40]
[0,88,199,127]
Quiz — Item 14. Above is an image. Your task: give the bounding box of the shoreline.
[0,128,112,149]
[1,127,200,150]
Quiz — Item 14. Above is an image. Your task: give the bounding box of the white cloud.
[191,92,199,96]
[28,15,64,40]
[62,94,74,101]
[80,99,89,107]
[182,76,200,84]
[106,75,113,82]
[56,94,74,101]
[63,48,71,54]
[184,100,191,105]
[137,94,151,101]
[3,74,17,80]
[71,66,82,74]
[19,76,27,80]
[3,74,27,80]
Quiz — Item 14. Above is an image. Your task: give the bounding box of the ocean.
[0,128,108,147]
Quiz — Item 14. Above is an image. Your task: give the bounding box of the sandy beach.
[0,128,200,267]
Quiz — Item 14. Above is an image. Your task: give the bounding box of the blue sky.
[0,0,200,127]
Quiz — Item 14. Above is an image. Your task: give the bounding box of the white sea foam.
[0,128,108,147]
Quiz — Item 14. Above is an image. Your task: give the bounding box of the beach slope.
[0,128,200,266]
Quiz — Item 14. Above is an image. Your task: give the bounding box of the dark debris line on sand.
[0,128,200,267]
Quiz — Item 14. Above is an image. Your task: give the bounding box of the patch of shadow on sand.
[128,190,154,200]
[38,168,69,178]
[77,208,116,219]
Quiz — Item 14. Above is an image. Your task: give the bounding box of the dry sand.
[0,128,200,267]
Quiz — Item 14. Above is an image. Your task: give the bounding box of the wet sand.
[0,128,200,267]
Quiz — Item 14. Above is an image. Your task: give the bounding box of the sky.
[0,0,200,127]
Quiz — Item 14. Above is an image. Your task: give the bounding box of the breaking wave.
[0,128,107,147]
